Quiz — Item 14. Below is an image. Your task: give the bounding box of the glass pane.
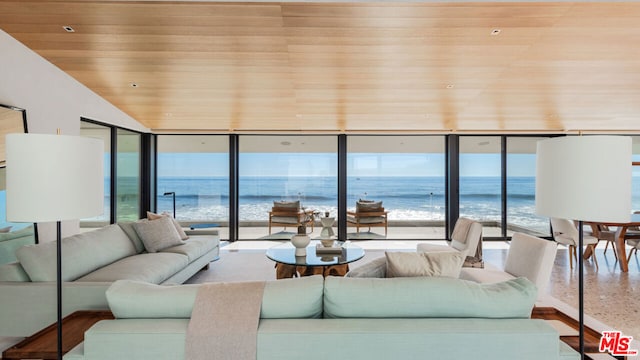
[459,136,502,237]
[238,135,337,240]
[80,121,111,226]
[347,136,445,239]
[116,129,141,222]
[0,106,36,264]
[156,135,229,239]
[507,137,550,237]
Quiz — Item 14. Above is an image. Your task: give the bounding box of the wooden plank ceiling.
[1,0,640,133]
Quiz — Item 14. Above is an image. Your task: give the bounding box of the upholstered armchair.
[346,200,388,236]
[416,217,483,260]
[268,200,314,234]
[459,232,558,300]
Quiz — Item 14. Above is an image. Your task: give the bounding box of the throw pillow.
[385,251,464,278]
[147,211,189,240]
[273,200,300,209]
[356,200,382,213]
[0,226,12,233]
[133,216,184,253]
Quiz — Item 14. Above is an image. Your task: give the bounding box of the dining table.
[586,213,640,272]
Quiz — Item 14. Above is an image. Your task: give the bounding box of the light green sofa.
[66,276,579,360]
[0,223,219,337]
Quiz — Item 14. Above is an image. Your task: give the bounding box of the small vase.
[291,234,310,256]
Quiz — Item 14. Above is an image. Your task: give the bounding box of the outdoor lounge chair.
[416,217,483,260]
[268,200,314,234]
[346,200,388,236]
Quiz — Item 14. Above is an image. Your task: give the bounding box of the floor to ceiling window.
[238,135,337,240]
[506,137,550,237]
[459,136,503,237]
[80,121,112,226]
[156,135,229,239]
[115,128,141,222]
[347,136,446,239]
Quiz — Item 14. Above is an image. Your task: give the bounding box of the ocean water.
[152,176,579,234]
[11,175,640,235]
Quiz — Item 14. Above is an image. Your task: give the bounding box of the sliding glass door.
[459,136,503,237]
[347,136,445,239]
[115,129,142,222]
[80,121,112,226]
[507,137,550,236]
[156,135,229,238]
[238,135,337,240]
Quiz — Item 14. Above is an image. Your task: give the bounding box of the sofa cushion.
[346,215,386,224]
[0,226,36,265]
[117,222,146,254]
[385,251,464,278]
[356,200,382,212]
[133,217,184,253]
[459,267,516,285]
[0,262,30,281]
[346,256,387,278]
[161,237,217,262]
[323,276,537,319]
[106,275,324,319]
[270,216,301,224]
[147,211,189,240]
[16,224,137,282]
[76,252,189,284]
[273,200,300,209]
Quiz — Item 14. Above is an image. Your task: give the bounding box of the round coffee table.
[266,241,365,279]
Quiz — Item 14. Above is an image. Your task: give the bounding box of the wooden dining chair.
[594,224,617,260]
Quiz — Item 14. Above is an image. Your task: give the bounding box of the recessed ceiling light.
[491,29,501,35]
[62,25,75,33]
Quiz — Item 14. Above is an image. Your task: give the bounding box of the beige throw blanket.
[185,281,266,360]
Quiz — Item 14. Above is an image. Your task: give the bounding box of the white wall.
[0,30,149,241]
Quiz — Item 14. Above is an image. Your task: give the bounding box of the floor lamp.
[535,135,631,359]
[164,191,176,218]
[6,133,103,360]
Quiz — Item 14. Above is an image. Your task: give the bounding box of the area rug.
[185,250,385,284]
[346,231,387,240]
[258,231,296,240]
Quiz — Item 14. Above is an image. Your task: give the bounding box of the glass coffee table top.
[266,240,365,267]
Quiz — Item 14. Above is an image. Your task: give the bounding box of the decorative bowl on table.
[320,239,334,247]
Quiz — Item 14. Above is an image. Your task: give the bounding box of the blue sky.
[131,152,640,178]
[155,152,540,177]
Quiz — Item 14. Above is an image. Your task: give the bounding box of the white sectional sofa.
[65,275,578,360]
[0,221,219,337]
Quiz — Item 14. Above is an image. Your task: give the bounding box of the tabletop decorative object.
[320,215,335,247]
[291,225,310,256]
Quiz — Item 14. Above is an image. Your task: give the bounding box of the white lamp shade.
[536,135,632,223]
[6,133,104,222]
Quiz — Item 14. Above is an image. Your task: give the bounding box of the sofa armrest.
[0,281,111,337]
